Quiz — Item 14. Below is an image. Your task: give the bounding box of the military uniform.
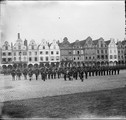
[85,69,88,79]
[28,68,33,81]
[63,69,67,81]
[79,70,84,82]
[117,67,120,75]
[23,68,28,80]
[34,68,39,80]
[17,68,22,80]
[11,69,16,80]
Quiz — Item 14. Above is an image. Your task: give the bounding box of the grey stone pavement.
[0,70,126,102]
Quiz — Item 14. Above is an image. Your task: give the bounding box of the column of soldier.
[10,65,120,82]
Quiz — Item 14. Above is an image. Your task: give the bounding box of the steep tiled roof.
[105,40,111,45]
[80,40,86,45]
[122,40,126,45]
[93,39,99,45]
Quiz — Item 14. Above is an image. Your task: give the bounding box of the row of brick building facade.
[0,33,126,67]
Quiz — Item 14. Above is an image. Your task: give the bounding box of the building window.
[23,52,27,55]
[73,50,75,54]
[5,46,8,50]
[8,52,11,56]
[121,50,123,54]
[56,51,59,54]
[118,56,120,59]
[118,51,120,54]
[110,55,112,59]
[46,57,48,61]
[2,58,6,62]
[81,50,83,54]
[32,46,34,50]
[51,51,53,55]
[14,57,16,61]
[101,50,104,54]
[40,57,43,61]
[40,51,43,54]
[29,52,31,55]
[85,57,88,60]
[56,56,59,60]
[19,52,21,56]
[29,57,32,61]
[2,52,6,56]
[122,56,123,59]
[46,51,48,55]
[89,56,91,59]
[14,52,16,56]
[110,50,112,53]
[97,55,100,59]
[105,50,107,54]
[101,44,103,47]
[101,55,104,59]
[105,55,108,59]
[19,57,21,61]
[77,51,80,55]
[97,50,99,54]
[35,52,37,55]
[114,50,116,53]
[69,51,72,54]
[74,57,75,60]
[78,57,79,60]
[51,56,54,61]
[8,58,12,61]
[54,46,56,49]
[35,57,37,61]
[43,46,45,49]
[114,55,117,59]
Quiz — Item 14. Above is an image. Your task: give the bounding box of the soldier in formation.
[8,63,123,82]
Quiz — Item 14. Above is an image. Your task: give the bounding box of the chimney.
[18,33,20,39]
[11,42,13,48]
[24,39,28,46]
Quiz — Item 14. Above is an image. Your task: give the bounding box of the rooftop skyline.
[1,1,125,47]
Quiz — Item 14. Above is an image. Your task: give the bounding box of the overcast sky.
[1,1,125,46]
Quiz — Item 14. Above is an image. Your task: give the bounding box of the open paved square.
[0,70,126,102]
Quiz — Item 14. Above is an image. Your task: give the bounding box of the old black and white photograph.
[0,0,126,119]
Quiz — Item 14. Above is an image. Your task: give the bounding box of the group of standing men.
[9,65,121,82]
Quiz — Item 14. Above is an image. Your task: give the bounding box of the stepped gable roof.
[105,40,111,45]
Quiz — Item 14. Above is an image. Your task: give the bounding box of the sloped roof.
[122,40,126,45]
[79,39,87,46]
[105,40,111,45]
[93,39,99,45]
[93,37,104,45]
